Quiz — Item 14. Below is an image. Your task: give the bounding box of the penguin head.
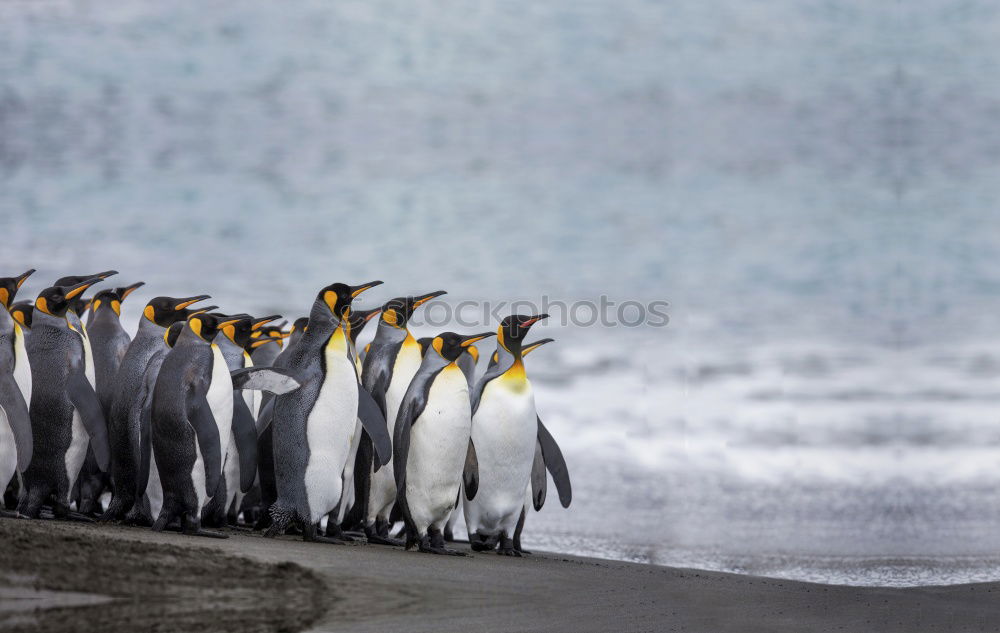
[290,317,309,335]
[218,313,281,348]
[91,281,145,317]
[248,323,288,352]
[142,295,213,327]
[0,269,35,309]
[497,314,549,355]
[430,331,496,362]
[164,322,185,347]
[346,306,382,344]
[186,312,242,343]
[379,290,446,329]
[10,302,33,329]
[34,278,105,318]
[318,280,383,320]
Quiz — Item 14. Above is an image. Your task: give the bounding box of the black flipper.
[463,439,479,501]
[0,373,31,471]
[531,439,547,511]
[66,370,110,470]
[135,356,161,501]
[392,397,413,496]
[230,366,301,395]
[232,396,258,493]
[357,388,391,468]
[189,391,222,496]
[255,397,275,434]
[537,417,571,508]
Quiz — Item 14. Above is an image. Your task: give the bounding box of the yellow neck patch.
[326,323,349,352]
[144,305,156,322]
[35,297,50,316]
[499,357,528,390]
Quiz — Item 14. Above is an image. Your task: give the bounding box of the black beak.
[349,280,383,298]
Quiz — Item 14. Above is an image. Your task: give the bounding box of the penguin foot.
[323,522,359,541]
[365,524,403,546]
[0,510,18,519]
[227,524,253,532]
[417,535,467,556]
[498,534,522,557]
[341,530,367,539]
[304,523,348,544]
[181,515,228,539]
[443,525,454,542]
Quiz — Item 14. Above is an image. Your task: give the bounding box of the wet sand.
[2,520,999,633]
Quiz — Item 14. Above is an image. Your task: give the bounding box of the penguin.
[101,294,214,522]
[462,314,548,555]
[136,321,185,526]
[203,313,278,527]
[324,304,382,538]
[393,331,494,554]
[348,290,446,545]
[439,337,554,542]
[251,316,306,531]
[75,281,146,515]
[151,312,299,537]
[498,338,573,553]
[17,279,113,519]
[262,281,392,543]
[87,282,146,414]
[0,269,35,510]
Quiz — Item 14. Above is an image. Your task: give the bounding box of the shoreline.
[2,520,999,632]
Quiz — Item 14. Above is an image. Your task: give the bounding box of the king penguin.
[393,331,493,554]
[151,312,299,537]
[75,281,146,515]
[86,282,146,414]
[462,314,548,555]
[440,337,550,542]
[203,313,278,527]
[101,294,214,522]
[262,281,392,543]
[0,269,35,509]
[17,279,113,518]
[347,290,446,545]
[324,304,382,538]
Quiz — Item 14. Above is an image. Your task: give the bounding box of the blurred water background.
[2,1,999,586]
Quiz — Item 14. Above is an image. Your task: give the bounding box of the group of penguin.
[0,269,571,556]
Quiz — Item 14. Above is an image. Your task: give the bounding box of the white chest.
[12,327,30,405]
[302,338,359,521]
[408,366,473,485]
[386,342,422,431]
[206,345,234,462]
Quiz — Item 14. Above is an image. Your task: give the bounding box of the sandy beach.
[0,519,996,633]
